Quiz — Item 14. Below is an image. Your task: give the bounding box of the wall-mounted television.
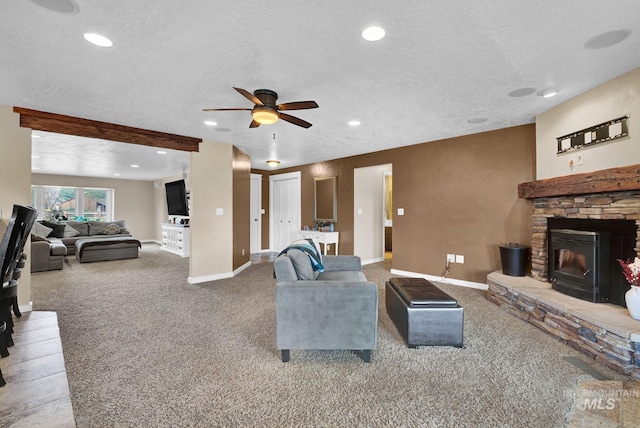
[165,179,189,216]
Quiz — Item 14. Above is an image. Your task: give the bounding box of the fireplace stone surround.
[486,165,640,379]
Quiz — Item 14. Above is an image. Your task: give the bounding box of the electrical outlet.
[242,249,245,256]
[576,154,583,166]
[447,254,456,263]
[455,255,464,264]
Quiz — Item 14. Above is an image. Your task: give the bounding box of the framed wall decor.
[557,116,628,154]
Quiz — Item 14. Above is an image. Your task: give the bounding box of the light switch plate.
[397,208,405,216]
[455,255,464,264]
[216,208,223,216]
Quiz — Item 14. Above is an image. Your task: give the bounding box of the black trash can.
[499,243,530,277]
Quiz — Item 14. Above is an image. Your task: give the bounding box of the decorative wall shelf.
[556,116,628,154]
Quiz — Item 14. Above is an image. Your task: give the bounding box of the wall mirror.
[314,176,337,222]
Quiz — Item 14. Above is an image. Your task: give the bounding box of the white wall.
[0,105,34,308]
[31,174,156,241]
[188,140,233,282]
[536,67,640,179]
[354,163,392,264]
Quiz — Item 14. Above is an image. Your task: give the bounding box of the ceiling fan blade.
[234,87,263,106]
[279,112,312,128]
[249,120,261,128]
[202,108,251,111]
[277,101,319,111]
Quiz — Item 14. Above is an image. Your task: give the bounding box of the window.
[31,186,114,221]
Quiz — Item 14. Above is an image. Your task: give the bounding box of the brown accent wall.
[253,124,535,283]
[233,147,251,270]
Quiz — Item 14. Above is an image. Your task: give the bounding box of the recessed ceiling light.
[130,164,139,168]
[31,134,41,139]
[204,120,217,126]
[27,0,78,14]
[83,33,113,47]
[585,29,631,49]
[113,173,121,176]
[508,87,537,98]
[362,26,385,42]
[467,117,488,124]
[32,167,40,170]
[31,155,40,158]
[157,150,167,155]
[349,120,361,126]
[537,88,559,98]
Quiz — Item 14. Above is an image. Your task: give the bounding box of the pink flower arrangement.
[618,257,640,286]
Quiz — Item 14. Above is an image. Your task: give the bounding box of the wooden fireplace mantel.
[518,164,640,199]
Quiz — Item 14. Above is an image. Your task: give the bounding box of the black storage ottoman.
[385,277,464,348]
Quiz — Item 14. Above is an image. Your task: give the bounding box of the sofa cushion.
[32,222,53,239]
[63,224,80,238]
[30,233,49,242]
[88,221,111,235]
[89,220,128,235]
[40,220,66,238]
[317,270,367,282]
[65,221,89,236]
[49,239,68,256]
[286,239,324,272]
[287,249,317,280]
[99,223,123,235]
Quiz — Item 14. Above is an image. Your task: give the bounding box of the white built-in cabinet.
[161,223,190,257]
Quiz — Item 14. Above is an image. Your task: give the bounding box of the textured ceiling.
[1,0,639,181]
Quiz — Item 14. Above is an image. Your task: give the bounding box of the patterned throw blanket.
[278,238,325,272]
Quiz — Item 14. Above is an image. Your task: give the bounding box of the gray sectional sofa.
[274,241,378,362]
[30,220,131,272]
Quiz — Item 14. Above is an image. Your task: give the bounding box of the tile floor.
[0,311,75,427]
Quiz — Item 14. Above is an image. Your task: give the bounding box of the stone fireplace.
[487,164,640,379]
[529,190,640,284]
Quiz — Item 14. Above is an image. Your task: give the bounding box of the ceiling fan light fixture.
[266,160,280,168]
[252,107,279,125]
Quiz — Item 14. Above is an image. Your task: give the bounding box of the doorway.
[250,173,262,254]
[384,171,393,260]
[353,163,392,264]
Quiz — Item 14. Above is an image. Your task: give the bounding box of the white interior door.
[250,173,262,254]
[270,172,301,252]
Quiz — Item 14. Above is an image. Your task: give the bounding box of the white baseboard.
[187,260,252,284]
[233,260,252,276]
[142,239,162,245]
[19,302,33,313]
[362,257,385,265]
[390,268,488,290]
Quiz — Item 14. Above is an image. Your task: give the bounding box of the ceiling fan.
[203,87,319,128]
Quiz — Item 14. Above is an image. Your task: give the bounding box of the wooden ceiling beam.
[518,164,640,199]
[13,107,201,152]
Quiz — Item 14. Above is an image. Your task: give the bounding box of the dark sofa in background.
[30,220,131,272]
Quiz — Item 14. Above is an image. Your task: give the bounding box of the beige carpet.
[30,244,630,427]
